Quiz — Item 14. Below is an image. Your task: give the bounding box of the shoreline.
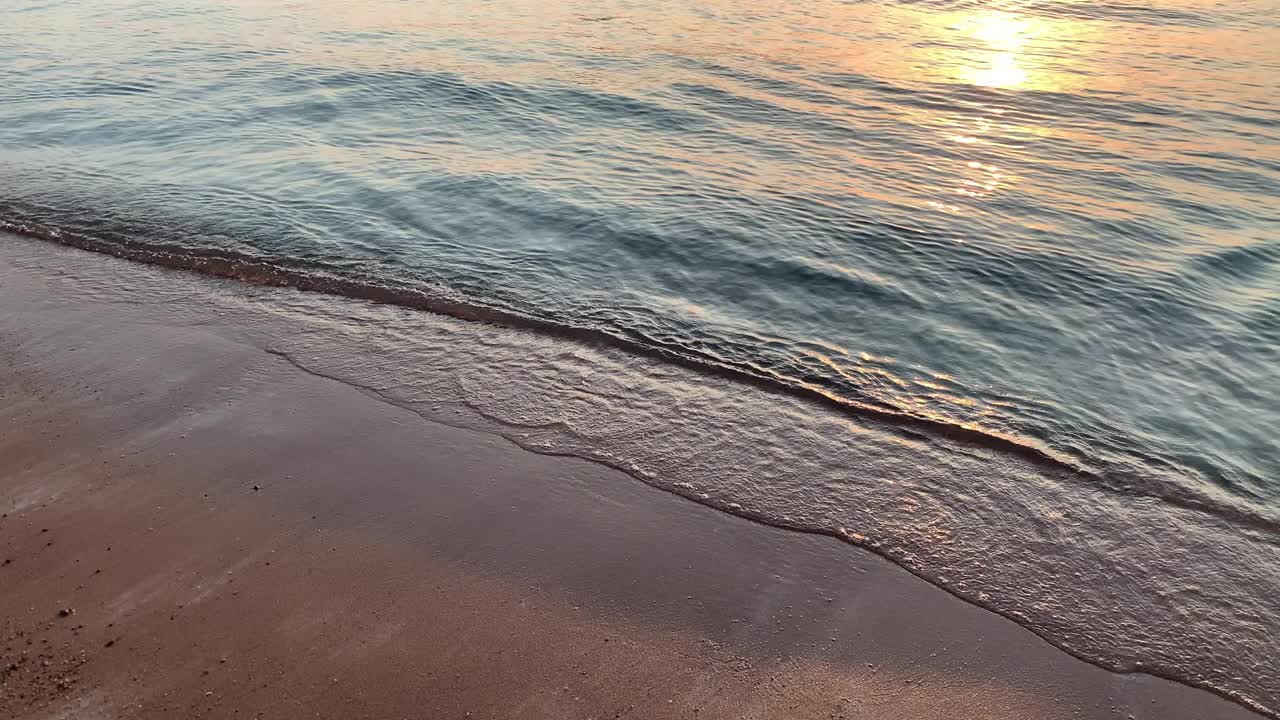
[0,233,1267,719]
[0,210,1102,482]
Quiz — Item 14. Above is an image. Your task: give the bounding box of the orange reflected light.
[974,52,1028,88]
[968,13,1035,88]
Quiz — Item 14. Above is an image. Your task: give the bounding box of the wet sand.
[0,233,1263,720]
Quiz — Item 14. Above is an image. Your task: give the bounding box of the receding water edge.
[2,222,1276,719]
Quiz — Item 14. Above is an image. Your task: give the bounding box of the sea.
[1,0,1277,715]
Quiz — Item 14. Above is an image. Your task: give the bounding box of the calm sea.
[2,0,1277,714]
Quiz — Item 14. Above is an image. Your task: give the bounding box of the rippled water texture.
[1,0,1278,714]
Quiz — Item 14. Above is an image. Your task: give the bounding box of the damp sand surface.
[0,234,1265,720]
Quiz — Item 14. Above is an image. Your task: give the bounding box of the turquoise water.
[1,0,1277,713]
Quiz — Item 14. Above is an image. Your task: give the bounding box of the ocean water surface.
[2,0,1277,715]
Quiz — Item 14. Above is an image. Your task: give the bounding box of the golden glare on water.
[889,6,1090,95]
[974,52,1029,89]
[965,12,1036,88]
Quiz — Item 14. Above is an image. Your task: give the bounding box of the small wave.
[5,206,1279,718]
[3,206,1277,539]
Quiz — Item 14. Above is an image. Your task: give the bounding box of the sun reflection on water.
[965,12,1036,88]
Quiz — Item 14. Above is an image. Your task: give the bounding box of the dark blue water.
[2,0,1277,714]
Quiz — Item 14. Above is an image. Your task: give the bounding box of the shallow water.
[1,0,1278,714]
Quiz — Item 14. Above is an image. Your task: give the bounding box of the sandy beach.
[0,233,1262,720]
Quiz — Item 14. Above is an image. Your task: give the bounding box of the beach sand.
[0,233,1261,719]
